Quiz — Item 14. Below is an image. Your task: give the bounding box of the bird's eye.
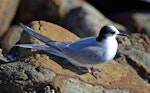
[112,32,115,34]
[109,31,115,34]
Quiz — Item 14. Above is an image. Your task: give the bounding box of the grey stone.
[0,61,56,82]
[61,78,132,93]
[122,48,150,69]
[117,34,150,82]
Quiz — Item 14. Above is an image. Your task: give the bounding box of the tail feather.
[15,44,66,58]
[15,44,49,50]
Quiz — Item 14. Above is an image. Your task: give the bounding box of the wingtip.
[18,22,33,31]
[14,44,21,47]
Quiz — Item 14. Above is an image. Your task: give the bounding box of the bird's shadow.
[6,49,87,75]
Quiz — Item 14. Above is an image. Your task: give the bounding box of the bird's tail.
[15,44,66,58]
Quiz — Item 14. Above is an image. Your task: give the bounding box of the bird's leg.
[90,67,101,79]
[90,67,100,72]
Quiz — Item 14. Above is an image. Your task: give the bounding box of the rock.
[117,48,150,82]
[14,0,60,24]
[59,0,126,37]
[116,33,150,82]
[109,12,150,35]
[0,58,56,93]
[0,0,19,40]
[14,0,125,38]
[86,0,150,33]
[0,55,150,93]
[133,13,150,37]
[0,25,23,52]
[0,21,149,93]
[108,13,142,33]
[117,33,150,53]
[130,33,150,53]
[0,60,56,82]
[61,78,130,93]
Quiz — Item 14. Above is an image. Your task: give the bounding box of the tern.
[15,23,129,78]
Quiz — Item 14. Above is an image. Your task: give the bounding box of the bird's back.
[59,37,106,67]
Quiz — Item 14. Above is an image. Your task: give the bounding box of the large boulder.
[58,0,125,37]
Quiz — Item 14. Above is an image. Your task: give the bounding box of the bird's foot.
[90,67,101,79]
[76,66,100,79]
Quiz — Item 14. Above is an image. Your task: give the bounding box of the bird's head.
[96,25,129,41]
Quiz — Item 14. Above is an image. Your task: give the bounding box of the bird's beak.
[118,30,130,37]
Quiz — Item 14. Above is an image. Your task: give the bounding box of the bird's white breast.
[102,36,118,62]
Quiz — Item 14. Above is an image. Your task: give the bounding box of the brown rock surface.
[0,0,19,40]
[0,21,148,93]
[15,0,60,24]
[27,54,150,93]
[116,33,150,83]
[130,33,150,53]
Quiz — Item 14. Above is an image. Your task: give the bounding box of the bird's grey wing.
[54,41,72,50]
[19,23,62,50]
[19,23,54,43]
[15,44,66,58]
[65,46,105,66]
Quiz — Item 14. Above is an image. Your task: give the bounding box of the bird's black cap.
[96,25,129,42]
[96,25,116,42]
